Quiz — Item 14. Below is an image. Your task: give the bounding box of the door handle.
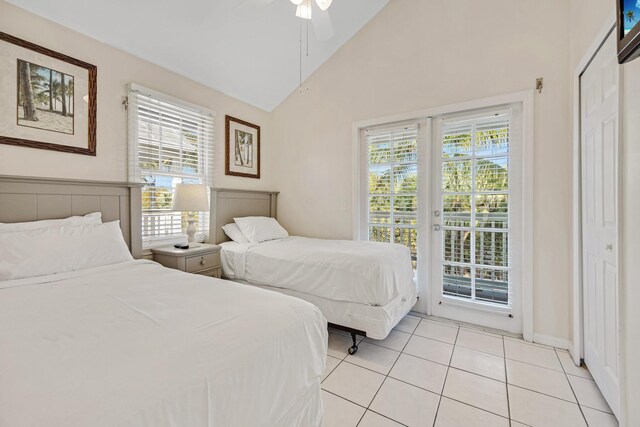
[432,224,441,232]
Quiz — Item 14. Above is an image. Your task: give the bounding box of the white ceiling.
[8,0,388,111]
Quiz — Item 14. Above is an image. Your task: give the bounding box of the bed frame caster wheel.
[348,345,358,355]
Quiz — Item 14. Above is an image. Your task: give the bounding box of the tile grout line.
[507,383,585,406]
[325,334,370,426]
[340,357,527,420]
[328,317,603,427]
[344,356,504,389]
[409,313,522,339]
[323,389,410,426]
[343,320,515,424]
[554,347,590,426]
[324,385,506,424]
[355,319,419,426]
[503,335,513,427]
[336,359,514,420]
[431,324,460,427]
[433,395,513,422]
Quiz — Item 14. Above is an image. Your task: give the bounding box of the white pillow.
[0,221,133,281]
[222,223,249,243]
[0,212,102,233]
[233,216,289,243]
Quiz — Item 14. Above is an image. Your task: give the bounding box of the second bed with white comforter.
[221,236,417,340]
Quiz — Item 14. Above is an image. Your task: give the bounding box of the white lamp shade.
[172,184,209,212]
[315,0,332,11]
[290,0,303,4]
[296,1,312,19]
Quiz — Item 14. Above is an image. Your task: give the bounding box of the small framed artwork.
[0,32,97,156]
[225,115,260,179]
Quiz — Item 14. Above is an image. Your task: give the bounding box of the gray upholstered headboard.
[210,188,279,244]
[0,175,143,258]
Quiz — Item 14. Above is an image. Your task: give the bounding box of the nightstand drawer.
[195,267,222,279]
[185,252,221,273]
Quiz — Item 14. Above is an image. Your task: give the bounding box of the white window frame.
[353,90,534,340]
[127,83,215,250]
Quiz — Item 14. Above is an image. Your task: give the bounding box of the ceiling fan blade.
[312,9,334,41]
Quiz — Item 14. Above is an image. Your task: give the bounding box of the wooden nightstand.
[151,244,222,279]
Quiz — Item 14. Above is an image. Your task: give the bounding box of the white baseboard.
[533,333,571,350]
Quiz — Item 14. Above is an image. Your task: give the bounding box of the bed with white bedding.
[210,189,417,353]
[0,260,327,427]
[0,179,328,427]
[220,237,417,341]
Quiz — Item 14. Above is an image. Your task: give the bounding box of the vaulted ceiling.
[7,0,388,111]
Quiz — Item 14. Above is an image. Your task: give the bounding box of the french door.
[580,31,620,417]
[430,106,524,333]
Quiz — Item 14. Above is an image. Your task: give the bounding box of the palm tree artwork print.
[623,0,640,35]
[17,59,74,135]
[234,129,253,168]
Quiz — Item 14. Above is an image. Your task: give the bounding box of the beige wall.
[272,0,573,341]
[569,0,639,424]
[569,0,616,70]
[0,0,275,191]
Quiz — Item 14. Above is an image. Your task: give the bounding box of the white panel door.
[580,32,620,417]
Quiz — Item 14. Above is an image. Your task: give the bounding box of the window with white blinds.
[440,112,510,305]
[128,85,214,248]
[366,123,419,268]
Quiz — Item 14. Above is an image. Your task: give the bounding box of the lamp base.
[186,213,197,244]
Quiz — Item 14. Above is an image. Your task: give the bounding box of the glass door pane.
[440,114,511,306]
[366,125,419,269]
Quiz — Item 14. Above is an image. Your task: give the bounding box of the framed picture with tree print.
[225,115,260,179]
[0,32,97,156]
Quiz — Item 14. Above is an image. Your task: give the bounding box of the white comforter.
[0,260,327,427]
[221,237,415,306]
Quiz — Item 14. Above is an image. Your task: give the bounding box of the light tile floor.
[322,315,618,427]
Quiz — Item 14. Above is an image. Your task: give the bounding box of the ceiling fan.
[290,0,334,40]
[246,0,334,40]
[289,0,332,19]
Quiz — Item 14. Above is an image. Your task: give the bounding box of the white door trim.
[353,90,534,340]
[571,11,617,365]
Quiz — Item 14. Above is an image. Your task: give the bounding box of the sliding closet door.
[430,107,523,334]
[580,31,620,417]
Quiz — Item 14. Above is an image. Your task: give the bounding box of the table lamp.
[172,183,209,246]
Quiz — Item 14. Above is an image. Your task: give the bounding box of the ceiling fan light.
[290,0,303,5]
[296,2,312,19]
[315,0,332,11]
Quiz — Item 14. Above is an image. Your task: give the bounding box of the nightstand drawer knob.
[200,257,207,265]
